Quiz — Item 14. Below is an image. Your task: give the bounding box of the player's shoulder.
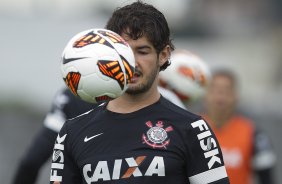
[159,96,201,124]
[158,87,186,109]
[63,102,105,130]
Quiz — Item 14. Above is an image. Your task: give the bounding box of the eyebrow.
[136,45,152,50]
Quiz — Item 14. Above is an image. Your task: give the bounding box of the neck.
[208,110,233,128]
[107,83,160,113]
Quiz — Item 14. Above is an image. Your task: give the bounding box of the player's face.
[121,34,168,94]
[205,75,237,115]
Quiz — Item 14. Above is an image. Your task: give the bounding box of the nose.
[133,53,140,68]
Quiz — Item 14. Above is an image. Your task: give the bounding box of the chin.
[126,83,150,95]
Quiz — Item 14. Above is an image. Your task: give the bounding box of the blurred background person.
[11,88,95,184]
[160,50,277,183]
[203,69,276,184]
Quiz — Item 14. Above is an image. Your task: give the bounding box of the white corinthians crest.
[142,121,173,149]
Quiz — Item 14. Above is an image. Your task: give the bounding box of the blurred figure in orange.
[203,69,276,184]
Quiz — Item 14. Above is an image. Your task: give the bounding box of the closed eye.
[136,45,152,55]
[138,50,149,55]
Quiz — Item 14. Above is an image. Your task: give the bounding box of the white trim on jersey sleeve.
[43,110,66,132]
[188,166,228,184]
[252,150,276,170]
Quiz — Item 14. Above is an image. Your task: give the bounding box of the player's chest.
[72,119,186,182]
[75,118,180,154]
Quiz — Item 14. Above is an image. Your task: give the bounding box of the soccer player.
[12,88,184,184]
[203,69,276,184]
[50,1,229,184]
[12,88,95,184]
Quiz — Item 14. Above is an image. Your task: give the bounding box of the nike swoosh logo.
[62,56,89,64]
[84,133,104,142]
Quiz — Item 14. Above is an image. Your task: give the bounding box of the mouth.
[130,70,142,83]
[134,72,141,77]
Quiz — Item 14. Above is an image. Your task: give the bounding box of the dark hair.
[106,0,174,71]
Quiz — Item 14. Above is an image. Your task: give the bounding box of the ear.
[159,45,171,67]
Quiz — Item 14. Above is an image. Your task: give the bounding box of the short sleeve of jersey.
[185,119,230,184]
[50,122,82,184]
[252,127,276,171]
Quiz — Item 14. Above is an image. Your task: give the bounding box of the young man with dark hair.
[50,1,229,183]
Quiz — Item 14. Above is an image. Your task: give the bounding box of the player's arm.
[12,89,69,184]
[12,126,58,184]
[252,127,276,184]
[185,119,230,184]
[50,122,82,184]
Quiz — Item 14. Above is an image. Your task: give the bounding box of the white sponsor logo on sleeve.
[191,120,222,169]
[50,134,67,182]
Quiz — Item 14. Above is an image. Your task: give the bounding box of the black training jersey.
[50,96,229,184]
[44,88,95,132]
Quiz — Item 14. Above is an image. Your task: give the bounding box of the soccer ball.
[159,50,211,103]
[61,28,135,103]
